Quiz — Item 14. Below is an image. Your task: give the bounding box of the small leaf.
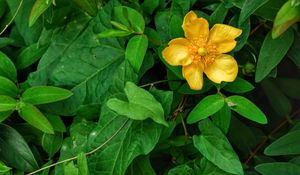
[193,119,243,175]
[18,102,54,134]
[125,35,148,72]
[167,164,194,175]
[114,6,145,33]
[71,0,98,17]
[0,95,17,112]
[0,110,14,122]
[238,0,269,26]
[29,0,53,27]
[97,29,132,38]
[16,43,48,69]
[42,132,63,157]
[223,77,254,93]
[0,51,17,82]
[255,29,294,82]
[0,123,39,172]
[187,94,225,124]
[107,82,168,126]
[64,161,78,175]
[77,152,90,175]
[226,95,267,124]
[255,162,300,175]
[264,130,300,155]
[45,114,66,132]
[0,161,11,173]
[0,76,19,97]
[22,86,73,105]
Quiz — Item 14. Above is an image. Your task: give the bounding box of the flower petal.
[162,39,192,66]
[208,24,242,53]
[182,11,209,40]
[182,63,204,90]
[204,54,238,84]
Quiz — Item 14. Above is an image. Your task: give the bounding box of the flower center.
[197,47,207,56]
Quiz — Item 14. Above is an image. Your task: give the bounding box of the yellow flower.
[162,11,242,90]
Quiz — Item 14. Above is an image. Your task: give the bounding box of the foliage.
[0,0,299,174]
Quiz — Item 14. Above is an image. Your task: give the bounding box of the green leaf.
[77,152,89,175]
[255,29,294,82]
[141,0,159,14]
[22,86,73,105]
[272,1,300,38]
[114,6,145,33]
[276,77,300,100]
[64,161,78,175]
[97,29,132,38]
[18,102,54,134]
[0,162,11,174]
[125,156,156,175]
[255,162,300,175]
[71,0,98,17]
[42,132,63,157]
[209,2,228,25]
[226,95,267,124]
[45,114,66,132]
[16,43,48,69]
[198,158,234,175]
[0,51,17,82]
[288,31,300,68]
[238,0,269,26]
[187,94,225,124]
[29,0,53,27]
[169,15,184,38]
[261,79,291,116]
[0,110,13,122]
[0,95,17,112]
[125,35,148,72]
[193,119,243,175]
[107,82,168,126]
[223,77,254,94]
[212,104,231,134]
[264,130,300,155]
[168,164,194,175]
[0,123,39,172]
[0,76,19,98]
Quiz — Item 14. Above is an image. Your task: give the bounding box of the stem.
[244,108,300,164]
[139,79,170,88]
[26,119,129,175]
[0,0,23,35]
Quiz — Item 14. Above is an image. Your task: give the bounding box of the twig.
[139,80,170,88]
[0,0,23,35]
[244,108,300,164]
[26,119,129,175]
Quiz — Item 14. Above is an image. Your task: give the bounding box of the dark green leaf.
[209,2,228,25]
[29,0,53,27]
[223,77,254,94]
[141,0,159,14]
[288,32,300,68]
[0,76,19,98]
[42,132,63,157]
[264,130,300,155]
[126,156,156,175]
[0,110,13,122]
[169,15,183,38]
[16,43,48,69]
[255,162,300,175]
[18,102,54,134]
[0,51,17,82]
[0,123,39,172]
[198,158,233,175]
[238,0,269,25]
[97,29,132,38]
[193,119,243,175]
[168,164,194,175]
[71,0,98,17]
[107,82,168,126]
[276,77,300,100]
[255,29,294,82]
[212,104,231,134]
[261,79,291,116]
[187,94,225,124]
[0,37,14,48]
[22,86,73,105]
[125,35,148,72]
[0,95,17,112]
[226,95,267,124]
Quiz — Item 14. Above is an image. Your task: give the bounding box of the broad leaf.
[71,0,98,17]
[199,158,234,175]
[0,76,19,97]
[168,164,194,175]
[0,95,17,112]
[125,35,148,72]
[187,94,225,124]
[226,95,267,124]
[193,119,243,175]
[107,82,168,126]
[18,102,54,134]
[255,29,294,82]
[0,123,39,172]
[255,162,300,175]
[125,156,156,175]
[29,0,53,27]
[223,77,254,94]
[0,51,17,82]
[264,130,300,155]
[22,86,73,105]
[238,0,269,25]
